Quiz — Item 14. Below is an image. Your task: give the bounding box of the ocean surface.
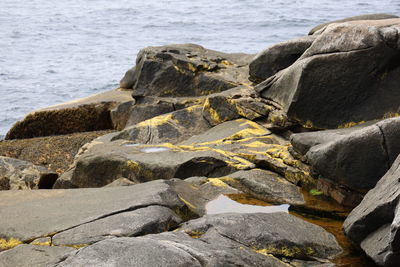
[1,0,399,136]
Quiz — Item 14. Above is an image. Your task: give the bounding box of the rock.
[343,154,400,266]
[249,35,316,83]
[0,244,75,267]
[0,156,58,190]
[111,104,211,144]
[110,96,203,130]
[120,43,253,97]
[179,213,342,260]
[0,179,196,244]
[6,89,133,139]
[257,19,400,129]
[103,177,136,187]
[58,213,341,266]
[309,13,399,35]
[221,168,305,205]
[52,205,182,247]
[0,130,113,174]
[291,118,400,200]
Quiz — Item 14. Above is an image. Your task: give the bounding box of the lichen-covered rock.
[249,35,316,83]
[291,117,400,206]
[0,156,58,190]
[343,154,400,266]
[119,43,253,97]
[257,19,400,129]
[308,13,399,35]
[6,89,133,139]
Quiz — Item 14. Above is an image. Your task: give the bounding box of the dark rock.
[52,206,182,247]
[0,156,58,190]
[0,180,195,243]
[309,13,399,35]
[343,154,400,266]
[0,244,75,267]
[249,35,316,83]
[6,89,133,139]
[291,118,400,195]
[120,43,253,97]
[257,19,400,129]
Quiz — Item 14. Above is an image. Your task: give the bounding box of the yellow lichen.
[126,160,140,172]
[303,120,314,129]
[64,244,88,249]
[31,240,51,246]
[338,121,366,128]
[203,98,223,124]
[255,245,304,258]
[137,113,178,127]
[186,230,204,239]
[206,178,229,188]
[179,197,197,210]
[220,60,233,66]
[0,238,23,250]
[383,112,400,119]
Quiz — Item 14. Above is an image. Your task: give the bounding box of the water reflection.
[206,194,289,215]
[122,143,140,147]
[140,147,170,153]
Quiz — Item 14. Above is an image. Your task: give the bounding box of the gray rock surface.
[257,19,400,129]
[249,35,316,83]
[0,244,75,267]
[0,156,58,190]
[344,154,400,266]
[0,180,194,242]
[291,117,400,193]
[119,43,253,96]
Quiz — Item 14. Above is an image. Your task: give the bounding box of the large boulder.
[0,179,197,248]
[58,213,342,266]
[119,44,253,97]
[249,35,316,84]
[257,19,400,129]
[0,156,57,190]
[291,117,400,206]
[6,89,133,139]
[343,154,400,266]
[309,13,399,35]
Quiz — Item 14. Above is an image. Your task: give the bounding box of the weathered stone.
[220,169,305,205]
[0,180,195,243]
[0,244,75,267]
[257,19,400,129]
[249,35,316,83]
[52,206,182,247]
[58,232,288,267]
[179,213,342,260]
[0,156,58,190]
[103,177,136,187]
[6,89,133,139]
[120,43,253,96]
[344,154,400,266]
[309,13,399,35]
[0,130,113,174]
[291,118,400,194]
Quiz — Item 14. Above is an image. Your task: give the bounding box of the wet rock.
[344,154,400,266]
[179,213,342,260]
[0,244,75,267]
[0,156,58,190]
[120,43,253,96]
[309,13,399,35]
[221,168,305,205]
[257,19,400,129]
[52,206,182,247]
[0,130,113,175]
[6,89,132,139]
[0,179,195,244]
[291,118,400,201]
[249,35,316,83]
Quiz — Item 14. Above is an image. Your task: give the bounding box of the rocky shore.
[1,13,400,266]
